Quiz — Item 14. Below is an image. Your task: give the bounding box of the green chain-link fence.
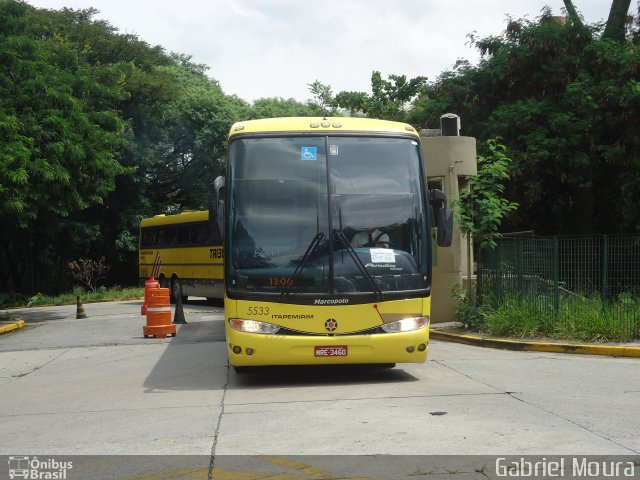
[478,235,640,338]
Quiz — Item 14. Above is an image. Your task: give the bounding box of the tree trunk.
[562,0,583,26]
[603,0,632,41]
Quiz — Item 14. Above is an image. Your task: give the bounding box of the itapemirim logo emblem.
[325,318,338,332]
[8,456,73,479]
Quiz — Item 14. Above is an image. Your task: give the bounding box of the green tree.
[454,139,517,312]
[410,1,640,235]
[250,97,320,119]
[42,6,180,283]
[143,62,249,211]
[456,139,518,251]
[0,0,127,293]
[335,71,426,121]
[0,1,126,222]
[307,79,334,116]
[0,1,251,296]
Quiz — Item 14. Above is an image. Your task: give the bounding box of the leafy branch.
[455,138,518,250]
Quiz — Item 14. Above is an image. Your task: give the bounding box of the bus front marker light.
[418,343,427,352]
[246,348,254,355]
[406,346,415,353]
[232,345,242,354]
[381,316,430,333]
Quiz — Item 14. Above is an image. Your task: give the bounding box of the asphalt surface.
[0,300,638,479]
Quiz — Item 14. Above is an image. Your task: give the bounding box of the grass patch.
[481,297,554,338]
[480,294,639,342]
[1,287,143,309]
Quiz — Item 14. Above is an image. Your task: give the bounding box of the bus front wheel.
[170,277,188,305]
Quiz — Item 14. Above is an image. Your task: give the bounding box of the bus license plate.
[314,346,348,357]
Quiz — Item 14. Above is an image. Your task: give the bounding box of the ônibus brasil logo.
[8,456,73,480]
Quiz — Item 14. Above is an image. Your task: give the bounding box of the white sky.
[27,0,613,102]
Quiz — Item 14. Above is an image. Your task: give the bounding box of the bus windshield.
[227,135,429,299]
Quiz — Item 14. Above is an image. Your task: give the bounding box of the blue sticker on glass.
[301,147,317,161]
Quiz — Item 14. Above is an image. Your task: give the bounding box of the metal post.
[517,237,524,300]
[553,236,560,320]
[602,235,609,302]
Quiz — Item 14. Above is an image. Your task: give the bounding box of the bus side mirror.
[214,176,226,238]
[437,208,453,247]
[429,189,453,247]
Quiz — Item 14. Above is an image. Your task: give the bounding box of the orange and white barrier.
[141,277,160,315]
[143,287,176,338]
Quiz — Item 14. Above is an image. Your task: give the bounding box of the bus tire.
[206,297,224,307]
[171,277,188,305]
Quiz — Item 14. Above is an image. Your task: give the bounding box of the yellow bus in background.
[139,210,224,303]
[216,117,452,369]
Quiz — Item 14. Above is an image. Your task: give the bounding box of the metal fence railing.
[478,235,640,338]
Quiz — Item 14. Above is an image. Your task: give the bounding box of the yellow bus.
[216,117,452,369]
[139,210,224,303]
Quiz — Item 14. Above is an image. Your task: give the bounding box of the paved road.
[0,300,638,474]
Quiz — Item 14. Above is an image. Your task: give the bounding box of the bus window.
[177,224,190,246]
[140,228,156,248]
[165,226,178,246]
[190,222,208,245]
[155,228,166,247]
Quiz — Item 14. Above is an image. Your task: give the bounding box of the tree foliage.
[0,0,126,223]
[410,2,640,235]
[334,71,426,121]
[307,79,335,116]
[456,139,518,250]
[250,96,322,119]
[2,0,637,299]
[0,0,251,295]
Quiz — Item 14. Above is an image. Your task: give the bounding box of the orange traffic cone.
[141,277,159,315]
[143,287,176,338]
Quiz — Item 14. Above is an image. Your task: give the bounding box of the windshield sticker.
[329,144,339,156]
[301,146,317,161]
[370,248,395,263]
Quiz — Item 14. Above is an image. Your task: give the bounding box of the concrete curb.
[0,318,26,335]
[430,329,640,358]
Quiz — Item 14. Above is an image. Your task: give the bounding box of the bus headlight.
[380,316,429,333]
[229,318,281,334]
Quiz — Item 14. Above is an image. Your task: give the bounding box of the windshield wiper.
[281,232,325,297]
[333,230,384,299]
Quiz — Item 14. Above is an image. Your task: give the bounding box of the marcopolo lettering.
[313,298,349,305]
